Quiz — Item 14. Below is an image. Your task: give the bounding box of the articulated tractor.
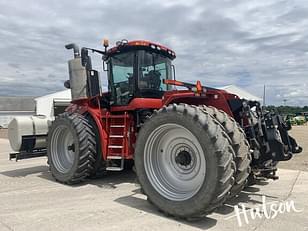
[8,39,302,219]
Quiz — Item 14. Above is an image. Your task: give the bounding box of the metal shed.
[0,96,35,128]
[34,90,71,119]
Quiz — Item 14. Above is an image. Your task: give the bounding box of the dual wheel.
[47,113,98,184]
[134,104,251,218]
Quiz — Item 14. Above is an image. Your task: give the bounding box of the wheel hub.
[144,123,206,201]
[67,144,75,152]
[175,150,192,167]
[50,125,75,173]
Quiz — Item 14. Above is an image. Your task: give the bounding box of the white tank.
[8,115,50,152]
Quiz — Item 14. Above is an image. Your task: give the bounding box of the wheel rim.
[50,125,75,173]
[144,123,206,201]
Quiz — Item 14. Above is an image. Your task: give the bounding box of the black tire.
[134,104,235,219]
[47,113,96,184]
[86,115,106,178]
[199,106,251,197]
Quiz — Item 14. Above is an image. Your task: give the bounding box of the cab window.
[109,52,135,105]
[138,50,171,92]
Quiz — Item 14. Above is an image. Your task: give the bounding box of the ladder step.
[106,166,124,171]
[110,135,124,138]
[108,145,123,149]
[107,156,123,160]
[110,125,125,128]
[109,115,126,119]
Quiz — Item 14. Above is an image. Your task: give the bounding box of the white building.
[0,90,72,128]
[35,90,71,119]
[0,97,35,128]
[218,85,262,101]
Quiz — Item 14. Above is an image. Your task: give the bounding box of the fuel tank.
[8,115,50,152]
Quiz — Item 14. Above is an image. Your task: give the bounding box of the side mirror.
[81,48,92,70]
[171,64,176,80]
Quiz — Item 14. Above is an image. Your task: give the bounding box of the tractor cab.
[64,40,176,107]
[105,40,176,105]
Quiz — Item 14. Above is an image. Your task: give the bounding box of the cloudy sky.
[0,0,307,106]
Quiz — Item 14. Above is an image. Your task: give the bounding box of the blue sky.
[0,0,308,105]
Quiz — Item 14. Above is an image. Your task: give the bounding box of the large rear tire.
[47,113,96,184]
[134,104,235,219]
[86,114,106,178]
[199,106,251,197]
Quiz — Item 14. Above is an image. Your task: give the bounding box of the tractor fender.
[163,91,234,117]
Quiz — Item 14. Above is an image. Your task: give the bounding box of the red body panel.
[111,98,163,111]
[163,90,236,116]
[66,89,239,161]
[107,40,176,59]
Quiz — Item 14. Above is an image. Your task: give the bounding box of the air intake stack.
[65,43,88,100]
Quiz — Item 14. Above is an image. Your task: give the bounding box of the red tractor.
[11,39,302,219]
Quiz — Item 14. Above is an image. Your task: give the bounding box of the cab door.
[108,52,136,105]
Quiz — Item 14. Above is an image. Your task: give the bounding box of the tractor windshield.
[109,50,172,105]
[137,50,172,92]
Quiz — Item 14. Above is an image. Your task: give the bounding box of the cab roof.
[106,40,176,60]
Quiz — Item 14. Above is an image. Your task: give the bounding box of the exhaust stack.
[65,43,88,100]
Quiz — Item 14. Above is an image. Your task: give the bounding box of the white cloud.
[0,0,307,105]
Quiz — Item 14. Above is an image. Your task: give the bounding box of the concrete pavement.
[0,138,308,231]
